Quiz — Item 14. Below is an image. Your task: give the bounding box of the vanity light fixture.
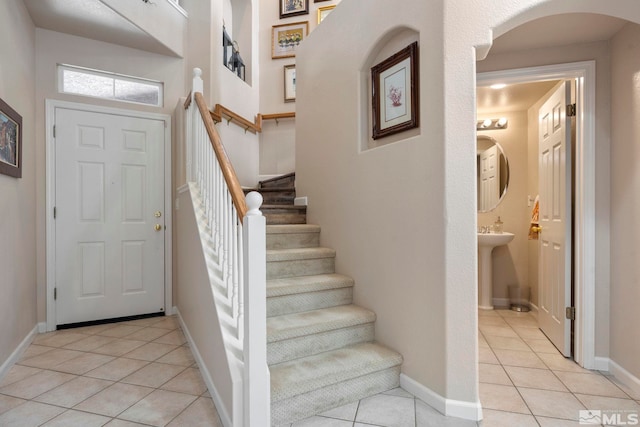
[476,118,509,130]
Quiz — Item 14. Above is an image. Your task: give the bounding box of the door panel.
[55,108,165,325]
[538,81,572,356]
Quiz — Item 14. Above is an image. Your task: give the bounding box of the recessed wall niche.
[361,27,420,151]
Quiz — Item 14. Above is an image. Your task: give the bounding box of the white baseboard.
[294,196,308,206]
[0,324,39,382]
[400,374,482,421]
[608,358,640,398]
[528,302,539,314]
[593,356,610,372]
[492,298,510,308]
[176,309,232,427]
[38,322,47,333]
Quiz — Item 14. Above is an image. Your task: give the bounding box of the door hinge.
[53,206,56,219]
[53,125,56,138]
[566,306,575,320]
[54,287,57,300]
[567,103,577,117]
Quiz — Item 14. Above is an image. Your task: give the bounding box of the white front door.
[54,107,166,325]
[538,81,572,356]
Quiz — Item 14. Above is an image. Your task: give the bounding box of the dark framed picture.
[280,0,308,19]
[272,21,309,59]
[284,64,296,102]
[371,41,419,140]
[0,97,22,178]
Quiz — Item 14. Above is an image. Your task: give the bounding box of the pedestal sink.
[478,232,514,310]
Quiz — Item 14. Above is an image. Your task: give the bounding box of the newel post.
[186,68,204,182]
[242,191,270,424]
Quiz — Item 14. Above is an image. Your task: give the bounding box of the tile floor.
[478,309,640,427]
[1,311,638,426]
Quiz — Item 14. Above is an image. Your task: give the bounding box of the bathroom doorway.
[476,61,596,368]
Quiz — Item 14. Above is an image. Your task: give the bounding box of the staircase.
[247,174,403,425]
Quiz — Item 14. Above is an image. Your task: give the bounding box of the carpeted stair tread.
[266,224,320,234]
[267,274,354,298]
[267,247,335,262]
[270,342,403,402]
[267,304,374,343]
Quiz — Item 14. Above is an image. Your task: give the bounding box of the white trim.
[294,196,308,206]
[400,374,483,421]
[609,358,640,398]
[176,309,232,427]
[0,325,39,382]
[165,0,188,17]
[477,61,597,369]
[45,99,173,331]
[529,301,539,314]
[38,322,47,333]
[491,297,510,308]
[594,356,610,372]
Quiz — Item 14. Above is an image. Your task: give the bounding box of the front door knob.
[155,224,162,231]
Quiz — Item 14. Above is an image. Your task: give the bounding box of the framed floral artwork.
[371,41,419,140]
[280,0,308,19]
[0,97,22,178]
[272,21,309,59]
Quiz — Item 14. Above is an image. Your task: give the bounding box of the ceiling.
[477,13,630,113]
[477,80,559,115]
[23,0,178,57]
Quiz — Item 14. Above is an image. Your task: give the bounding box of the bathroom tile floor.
[1,311,637,426]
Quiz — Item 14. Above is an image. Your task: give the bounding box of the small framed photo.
[371,41,419,140]
[0,97,22,178]
[284,64,296,103]
[272,21,309,59]
[280,0,308,19]
[317,5,335,24]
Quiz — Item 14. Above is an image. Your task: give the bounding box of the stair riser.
[267,288,353,317]
[261,193,296,204]
[271,366,401,425]
[268,323,373,365]
[267,258,335,280]
[265,214,307,225]
[267,231,319,250]
[259,174,295,189]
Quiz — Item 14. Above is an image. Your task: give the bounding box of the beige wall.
[610,22,640,379]
[0,0,37,367]
[34,29,185,325]
[478,40,612,358]
[296,0,456,401]
[258,0,341,177]
[477,111,530,305]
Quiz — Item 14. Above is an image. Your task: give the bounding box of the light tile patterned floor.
[1,311,638,426]
[478,309,640,427]
[0,316,223,427]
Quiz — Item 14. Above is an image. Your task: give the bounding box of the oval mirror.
[477,135,509,212]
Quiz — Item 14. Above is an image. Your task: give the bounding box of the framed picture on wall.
[284,64,296,102]
[371,41,419,140]
[317,5,335,24]
[272,21,309,59]
[0,97,22,178]
[280,0,309,19]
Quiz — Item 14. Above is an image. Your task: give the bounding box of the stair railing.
[185,68,270,425]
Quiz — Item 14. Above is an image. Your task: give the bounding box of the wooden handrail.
[207,102,296,134]
[194,92,248,221]
[183,91,192,109]
[260,112,296,121]
[211,104,261,134]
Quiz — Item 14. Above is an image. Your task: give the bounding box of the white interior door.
[479,144,500,211]
[538,81,572,356]
[54,107,166,325]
